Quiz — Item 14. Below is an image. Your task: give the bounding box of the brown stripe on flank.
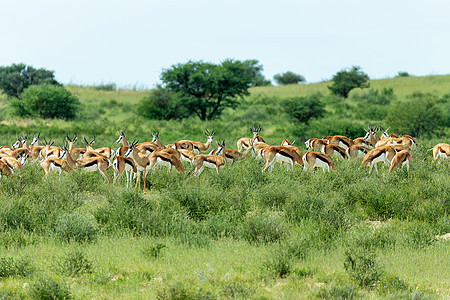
[278,150,294,160]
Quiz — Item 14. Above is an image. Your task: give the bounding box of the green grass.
[0,75,448,298]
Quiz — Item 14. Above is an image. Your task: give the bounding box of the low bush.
[54,212,97,243]
[316,283,360,299]
[239,211,287,244]
[344,247,383,288]
[29,277,72,300]
[0,256,34,278]
[141,243,166,260]
[55,250,93,276]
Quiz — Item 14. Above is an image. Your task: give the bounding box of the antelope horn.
[91,136,96,144]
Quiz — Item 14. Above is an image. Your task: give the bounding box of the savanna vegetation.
[0,65,449,299]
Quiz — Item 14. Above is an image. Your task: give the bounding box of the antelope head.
[250,123,262,139]
[125,139,139,157]
[31,133,40,146]
[205,129,216,143]
[215,140,226,155]
[116,129,126,144]
[152,131,160,143]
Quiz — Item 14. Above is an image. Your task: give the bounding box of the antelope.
[328,135,354,149]
[0,147,30,161]
[346,144,370,160]
[359,146,396,174]
[39,137,60,159]
[82,137,109,159]
[177,129,216,154]
[178,149,196,165]
[353,137,372,148]
[363,126,381,147]
[151,131,166,149]
[210,140,255,165]
[116,129,130,156]
[302,151,337,172]
[261,146,304,172]
[237,123,265,152]
[112,155,138,188]
[65,145,111,183]
[192,141,226,176]
[305,138,329,151]
[431,143,450,159]
[380,127,399,139]
[41,149,71,178]
[0,160,12,179]
[388,150,411,174]
[66,134,86,160]
[12,136,23,149]
[280,139,303,156]
[0,156,24,173]
[148,150,185,173]
[25,133,45,160]
[124,139,151,192]
[321,144,348,160]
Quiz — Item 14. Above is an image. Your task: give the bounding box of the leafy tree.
[160,59,253,120]
[328,66,370,98]
[136,85,190,120]
[385,93,445,137]
[243,59,271,86]
[282,93,325,124]
[273,71,306,85]
[396,71,410,77]
[0,63,61,98]
[11,84,80,119]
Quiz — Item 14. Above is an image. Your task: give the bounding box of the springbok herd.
[0,124,448,192]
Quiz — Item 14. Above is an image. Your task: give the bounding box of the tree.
[385,93,445,137]
[160,59,253,120]
[273,71,306,85]
[282,93,325,124]
[11,84,80,119]
[136,85,190,120]
[328,66,370,98]
[243,59,271,86]
[0,63,61,98]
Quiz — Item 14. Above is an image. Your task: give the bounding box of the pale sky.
[1,0,449,88]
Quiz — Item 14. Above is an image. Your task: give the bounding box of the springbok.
[302,151,337,172]
[359,146,396,174]
[237,123,265,152]
[177,129,216,154]
[261,146,304,172]
[431,143,450,159]
[192,141,226,176]
[388,150,411,174]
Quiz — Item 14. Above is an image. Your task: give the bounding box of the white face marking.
[116,135,123,144]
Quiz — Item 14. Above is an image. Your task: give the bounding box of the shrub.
[316,284,360,299]
[273,71,306,85]
[396,71,410,77]
[0,256,34,278]
[12,84,80,120]
[263,251,292,278]
[344,247,383,288]
[29,277,72,300]
[282,92,325,124]
[385,93,445,137]
[55,250,93,276]
[54,212,97,243]
[141,243,166,260]
[136,86,190,120]
[239,211,286,244]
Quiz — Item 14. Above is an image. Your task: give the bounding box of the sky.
[1,0,449,88]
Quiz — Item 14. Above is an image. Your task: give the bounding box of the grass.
[0,75,448,298]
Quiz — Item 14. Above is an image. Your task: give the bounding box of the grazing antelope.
[359,146,396,174]
[210,140,255,165]
[431,143,450,159]
[388,150,411,174]
[353,137,372,148]
[237,123,265,152]
[125,139,151,192]
[302,151,337,172]
[66,134,86,160]
[41,149,72,178]
[178,149,196,165]
[262,146,304,172]
[321,144,348,160]
[305,138,329,151]
[0,147,30,161]
[346,144,370,160]
[148,150,185,173]
[0,156,24,173]
[112,155,138,188]
[192,141,226,176]
[65,145,111,183]
[178,129,216,154]
[0,160,12,179]
[328,135,354,149]
[280,139,303,156]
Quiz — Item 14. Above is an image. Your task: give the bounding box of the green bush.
[29,277,72,300]
[273,71,306,85]
[141,243,166,259]
[54,212,97,243]
[316,283,360,299]
[282,93,325,124]
[263,251,292,278]
[344,247,383,288]
[55,250,93,276]
[0,256,34,278]
[239,211,286,244]
[12,84,80,120]
[328,66,370,98]
[385,93,445,136]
